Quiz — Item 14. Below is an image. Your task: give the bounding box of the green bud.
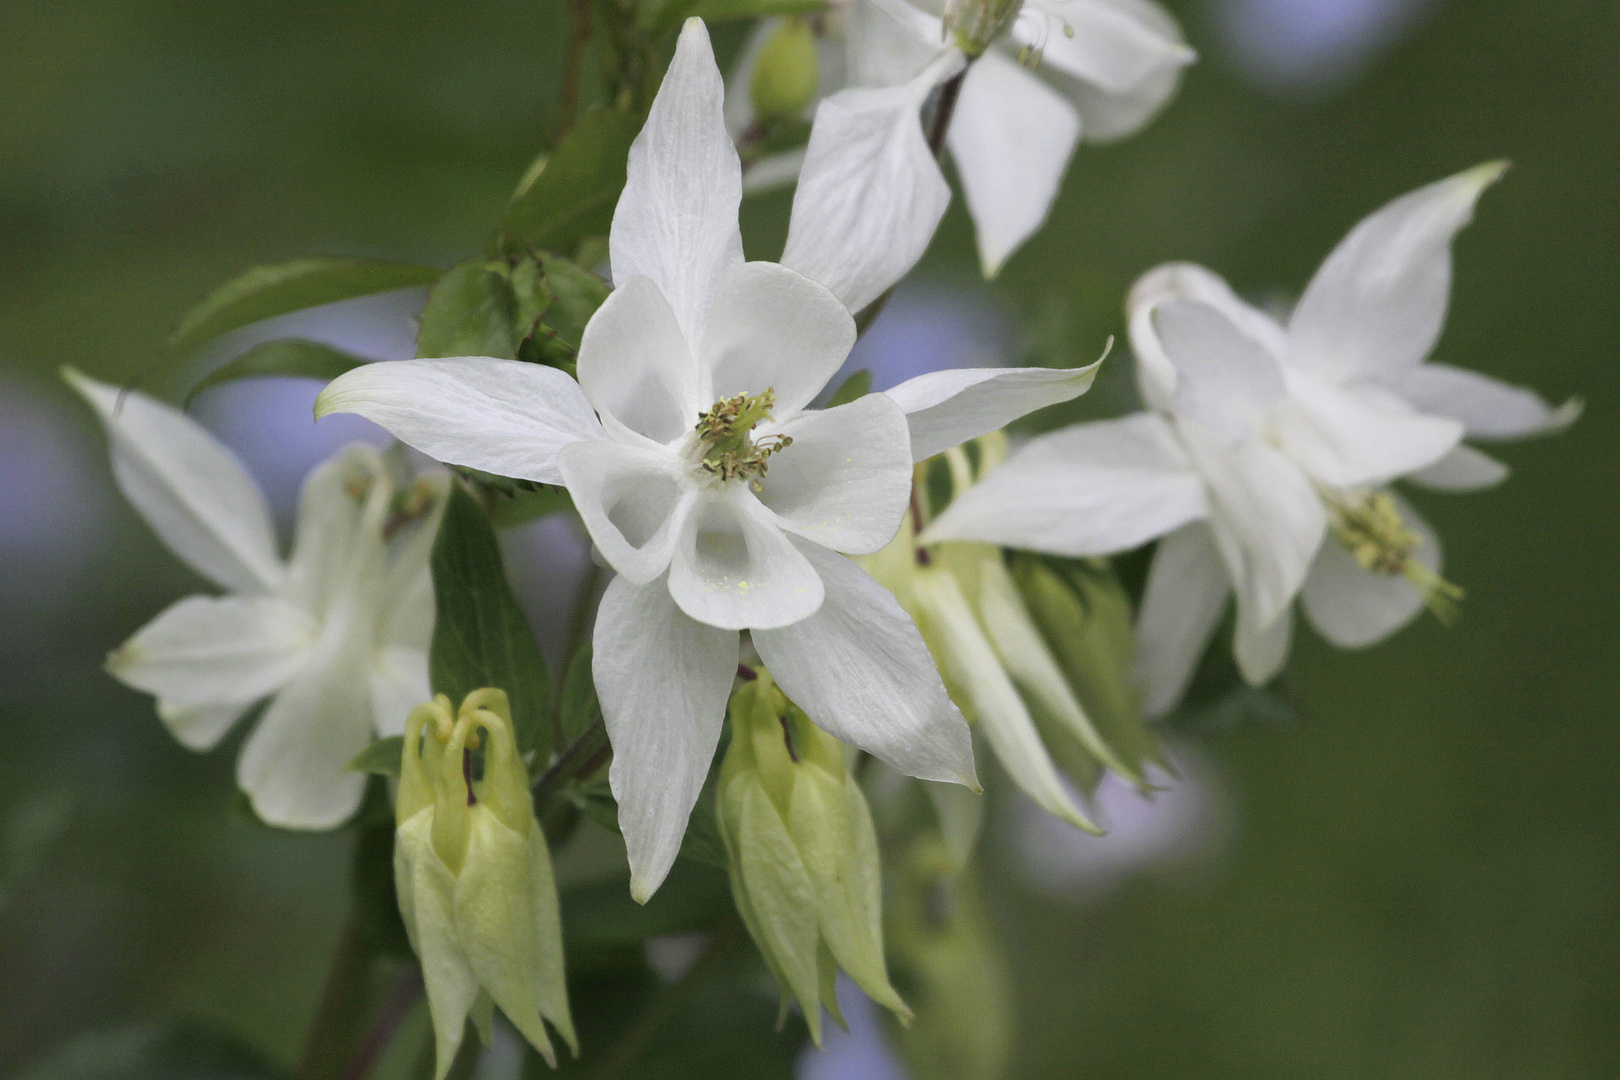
[749,18,820,122]
[1012,554,1160,788]
[884,835,1014,1080]
[943,0,1024,57]
[396,690,575,1078]
[717,670,910,1044]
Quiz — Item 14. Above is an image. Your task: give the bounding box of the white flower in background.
[929,165,1575,717]
[733,0,1194,297]
[316,18,1103,901]
[65,368,447,829]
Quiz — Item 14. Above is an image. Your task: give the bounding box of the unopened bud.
[717,670,910,1043]
[749,18,820,122]
[884,834,1014,1080]
[1012,554,1159,790]
[396,689,575,1077]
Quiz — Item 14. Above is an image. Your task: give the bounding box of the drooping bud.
[716,669,910,1043]
[1010,553,1159,791]
[396,689,575,1077]
[748,17,821,122]
[883,834,1014,1080]
[942,0,1025,57]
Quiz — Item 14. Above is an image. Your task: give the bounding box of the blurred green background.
[0,0,1614,1077]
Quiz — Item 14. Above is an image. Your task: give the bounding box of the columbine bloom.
[316,18,1100,900]
[733,0,1193,297]
[66,368,446,828]
[927,166,1575,717]
[864,437,1154,838]
[396,690,574,1077]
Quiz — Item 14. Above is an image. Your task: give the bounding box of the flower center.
[693,389,792,490]
[943,0,1026,56]
[1322,488,1464,622]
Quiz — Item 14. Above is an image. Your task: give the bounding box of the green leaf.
[503,110,641,251]
[417,256,523,359]
[684,0,825,21]
[824,368,872,408]
[537,255,609,351]
[561,859,733,957]
[429,482,552,759]
[183,338,367,407]
[345,735,404,777]
[165,258,438,359]
[487,485,575,529]
[19,1021,285,1080]
[352,813,413,961]
[556,644,601,749]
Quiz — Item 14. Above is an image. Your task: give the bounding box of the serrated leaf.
[487,486,575,529]
[502,110,641,251]
[184,338,367,407]
[429,482,552,759]
[536,255,609,351]
[165,258,438,359]
[416,257,521,359]
[346,735,405,777]
[825,368,872,408]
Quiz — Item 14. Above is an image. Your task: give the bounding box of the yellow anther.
[1324,488,1465,623]
[694,389,793,486]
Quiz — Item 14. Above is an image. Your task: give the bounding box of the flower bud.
[884,834,1013,1080]
[396,689,575,1077]
[943,0,1024,57]
[748,17,820,122]
[716,670,910,1043]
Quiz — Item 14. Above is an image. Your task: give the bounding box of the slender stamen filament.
[1321,487,1464,623]
[694,389,793,490]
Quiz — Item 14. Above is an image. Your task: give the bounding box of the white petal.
[1019,0,1193,142]
[700,262,856,415]
[370,646,431,738]
[922,413,1207,556]
[375,471,451,652]
[237,620,375,829]
[1134,522,1230,719]
[1016,0,1193,91]
[316,359,604,486]
[65,367,283,595]
[667,488,825,630]
[1288,162,1508,380]
[1274,370,1462,488]
[782,52,962,314]
[558,439,692,584]
[741,149,808,194]
[109,594,315,748]
[1302,491,1437,648]
[1384,363,1582,441]
[285,443,390,616]
[846,0,946,87]
[946,53,1080,277]
[1232,601,1291,687]
[753,539,976,787]
[1151,298,1286,442]
[884,363,1102,462]
[1406,444,1509,491]
[1185,423,1324,628]
[610,19,744,347]
[755,395,913,555]
[1126,262,1289,410]
[911,564,1092,829]
[577,275,702,444]
[595,573,739,901]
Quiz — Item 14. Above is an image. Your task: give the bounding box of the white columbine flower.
[66,368,447,828]
[736,0,1193,302]
[316,18,1101,901]
[928,165,1574,717]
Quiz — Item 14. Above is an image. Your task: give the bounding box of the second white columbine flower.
[318,18,1103,900]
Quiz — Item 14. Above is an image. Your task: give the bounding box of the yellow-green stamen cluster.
[943,0,1027,57]
[694,389,792,489]
[1325,489,1464,623]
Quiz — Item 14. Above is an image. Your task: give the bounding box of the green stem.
[295,918,376,1080]
[587,915,745,1080]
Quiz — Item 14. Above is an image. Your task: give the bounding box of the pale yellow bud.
[749,18,820,122]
